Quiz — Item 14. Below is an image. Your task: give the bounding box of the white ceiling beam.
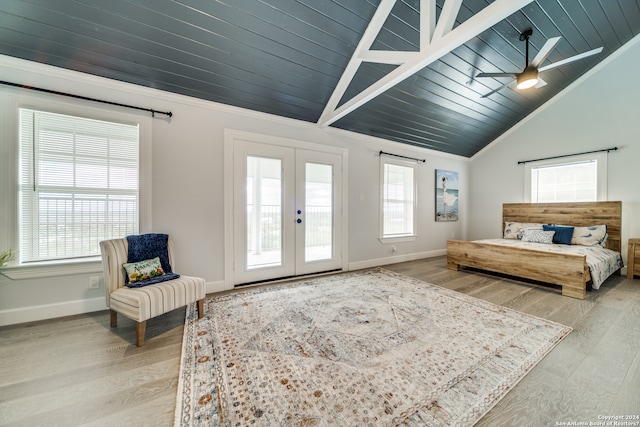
[420,0,436,49]
[358,50,417,65]
[318,0,534,127]
[431,0,463,42]
[318,0,397,127]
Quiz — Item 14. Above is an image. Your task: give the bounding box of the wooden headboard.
[502,201,622,252]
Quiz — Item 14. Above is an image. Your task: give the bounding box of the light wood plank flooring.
[1,256,639,426]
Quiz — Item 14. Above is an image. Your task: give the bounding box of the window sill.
[0,258,102,280]
[379,235,417,244]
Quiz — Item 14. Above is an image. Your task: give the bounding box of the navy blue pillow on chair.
[125,233,180,287]
[543,225,574,245]
[126,233,173,273]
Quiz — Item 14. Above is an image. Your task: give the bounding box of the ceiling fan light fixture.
[516,68,539,89]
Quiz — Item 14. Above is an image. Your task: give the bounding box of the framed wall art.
[435,169,459,222]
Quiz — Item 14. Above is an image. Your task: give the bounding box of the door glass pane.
[305,163,333,262]
[246,156,282,269]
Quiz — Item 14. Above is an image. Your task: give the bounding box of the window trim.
[0,92,152,279]
[379,156,418,243]
[524,152,608,203]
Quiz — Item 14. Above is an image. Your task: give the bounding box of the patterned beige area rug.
[174,268,571,426]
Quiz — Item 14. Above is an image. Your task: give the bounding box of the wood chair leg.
[110,309,117,327]
[197,299,205,319]
[136,320,147,347]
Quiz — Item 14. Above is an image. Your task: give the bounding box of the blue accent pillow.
[125,233,180,287]
[127,233,173,274]
[543,225,574,245]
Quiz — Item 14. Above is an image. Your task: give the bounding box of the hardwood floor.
[1,256,639,426]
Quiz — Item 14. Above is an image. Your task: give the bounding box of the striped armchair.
[99,236,205,346]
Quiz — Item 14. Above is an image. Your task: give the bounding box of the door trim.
[223,129,349,289]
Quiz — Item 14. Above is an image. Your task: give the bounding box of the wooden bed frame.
[447,201,622,299]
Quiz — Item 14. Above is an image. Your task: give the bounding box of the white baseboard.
[206,280,229,294]
[0,297,107,327]
[348,249,446,271]
[0,279,228,327]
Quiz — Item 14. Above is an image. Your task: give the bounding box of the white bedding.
[473,239,623,289]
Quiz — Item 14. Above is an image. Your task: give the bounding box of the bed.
[447,201,623,299]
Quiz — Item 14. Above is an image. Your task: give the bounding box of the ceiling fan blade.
[538,47,604,72]
[529,36,561,68]
[535,77,547,88]
[476,72,518,78]
[480,80,514,98]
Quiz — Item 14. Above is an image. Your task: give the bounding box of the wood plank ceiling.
[0,0,638,157]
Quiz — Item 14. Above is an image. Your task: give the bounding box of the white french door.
[233,140,343,285]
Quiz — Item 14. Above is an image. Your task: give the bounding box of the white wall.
[0,55,469,325]
[469,35,640,269]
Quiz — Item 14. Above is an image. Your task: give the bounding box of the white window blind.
[531,160,597,202]
[525,152,607,203]
[19,108,139,262]
[382,161,416,237]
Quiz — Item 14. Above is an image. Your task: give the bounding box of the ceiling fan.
[477,28,603,98]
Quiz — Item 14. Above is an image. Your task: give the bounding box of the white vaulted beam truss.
[317,0,534,127]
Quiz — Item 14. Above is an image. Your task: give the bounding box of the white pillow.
[521,229,555,244]
[571,224,607,247]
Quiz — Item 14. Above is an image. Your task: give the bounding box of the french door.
[233,140,343,284]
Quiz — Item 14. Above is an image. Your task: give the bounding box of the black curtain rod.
[0,80,173,118]
[379,151,426,163]
[517,147,618,165]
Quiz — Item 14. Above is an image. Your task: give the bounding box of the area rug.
[174,268,571,426]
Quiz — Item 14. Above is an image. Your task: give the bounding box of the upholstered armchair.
[99,235,205,346]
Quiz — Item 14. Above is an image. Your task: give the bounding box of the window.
[18,108,140,263]
[380,158,417,241]
[525,153,607,203]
